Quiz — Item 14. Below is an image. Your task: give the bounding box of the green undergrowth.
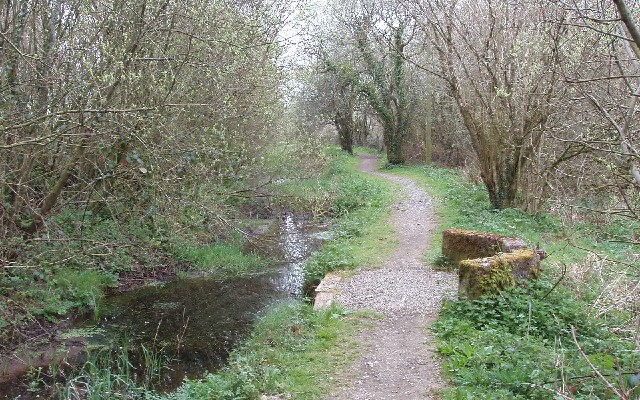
[273,147,392,217]
[384,165,639,399]
[435,282,639,399]
[156,302,369,400]
[302,148,397,288]
[174,241,267,277]
[0,218,158,333]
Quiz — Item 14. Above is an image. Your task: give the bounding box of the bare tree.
[555,0,640,221]
[0,0,288,261]
[410,0,568,209]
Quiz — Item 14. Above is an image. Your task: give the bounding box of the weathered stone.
[313,272,342,311]
[442,228,527,265]
[458,249,541,300]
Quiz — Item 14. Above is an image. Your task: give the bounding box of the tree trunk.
[481,155,520,210]
[338,125,354,155]
[23,134,87,235]
[334,113,354,155]
[384,124,405,164]
[424,94,433,165]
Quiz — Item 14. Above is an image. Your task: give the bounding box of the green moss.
[460,257,516,300]
[477,259,516,295]
[505,248,541,279]
[461,248,540,300]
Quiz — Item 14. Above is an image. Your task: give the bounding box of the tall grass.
[57,343,165,399]
[174,242,266,276]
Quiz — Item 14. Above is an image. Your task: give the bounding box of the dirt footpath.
[326,154,457,400]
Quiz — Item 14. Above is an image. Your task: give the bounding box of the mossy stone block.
[458,249,540,300]
[442,228,527,266]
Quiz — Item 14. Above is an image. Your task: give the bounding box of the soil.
[326,154,457,400]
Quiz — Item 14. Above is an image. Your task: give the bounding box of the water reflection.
[73,214,325,391]
[270,214,323,296]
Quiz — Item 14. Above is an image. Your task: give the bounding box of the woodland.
[1,0,639,398]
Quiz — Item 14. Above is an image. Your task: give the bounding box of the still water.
[72,214,326,391]
[0,214,327,398]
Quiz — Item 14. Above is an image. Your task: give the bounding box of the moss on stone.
[458,249,540,300]
[445,228,543,300]
[442,228,527,266]
[502,249,540,281]
[477,258,516,294]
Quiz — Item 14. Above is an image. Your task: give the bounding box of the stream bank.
[1,214,327,398]
[159,152,398,400]
[2,149,396,400]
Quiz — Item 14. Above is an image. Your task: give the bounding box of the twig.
[542,262,567,299]
[571,326,627,398]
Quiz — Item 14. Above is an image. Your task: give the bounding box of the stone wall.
[442,229,528,266]
[442,229,543,300]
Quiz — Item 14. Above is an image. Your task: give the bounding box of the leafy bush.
[434,283,640,399]
[437,281,604,341]
[49,269,116,314]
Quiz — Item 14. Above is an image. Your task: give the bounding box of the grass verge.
[385,165,639,399]
[302,148,397,287]
[156,303,373,400]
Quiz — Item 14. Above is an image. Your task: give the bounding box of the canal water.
[1,214,327,396]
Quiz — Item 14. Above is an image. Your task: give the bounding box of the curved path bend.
[327,154,457,400]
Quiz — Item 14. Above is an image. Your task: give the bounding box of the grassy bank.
[153,149,396,400]
[302,149,396,287]
[155,303,372,400]
[387,165,639,399]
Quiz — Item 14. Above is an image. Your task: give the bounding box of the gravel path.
[327,154,457,400]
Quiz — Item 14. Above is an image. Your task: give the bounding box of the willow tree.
[554,0,640,222]
[0,0,286,254]
[417,0,567,209]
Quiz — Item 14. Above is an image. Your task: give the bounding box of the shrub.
[434,282,639,399]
